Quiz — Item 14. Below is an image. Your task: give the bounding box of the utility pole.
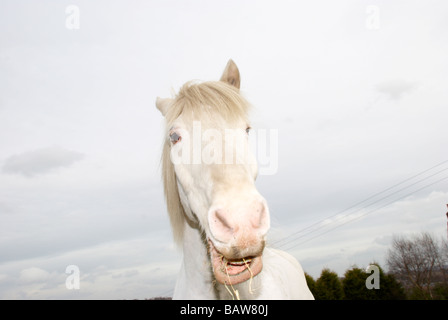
[446,204,448,242]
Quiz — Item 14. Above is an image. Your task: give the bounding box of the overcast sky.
[1,0,448,299]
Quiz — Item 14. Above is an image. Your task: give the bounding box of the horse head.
[156,60,270,285]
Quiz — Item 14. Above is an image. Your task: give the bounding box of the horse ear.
[156,97,173,116]
[220,59,240,90]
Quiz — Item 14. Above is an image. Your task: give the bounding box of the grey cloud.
[111,269,140,279]
[2,146,84,177]
[375,79,418,100]
[373,235,393,246]
[0,202,15,215]
[19,267,50,284]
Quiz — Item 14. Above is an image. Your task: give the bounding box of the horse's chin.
[208,239,263,285]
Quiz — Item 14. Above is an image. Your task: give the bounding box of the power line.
[280,174,448,252]
[271,160,448,249]
[273,165,448,249]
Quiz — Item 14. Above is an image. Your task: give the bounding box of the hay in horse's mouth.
[208,240,263,286]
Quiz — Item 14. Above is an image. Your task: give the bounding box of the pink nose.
[208,200,270,245]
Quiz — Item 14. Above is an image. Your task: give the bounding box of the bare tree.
[387,232,448,299]
[441,239,448,283]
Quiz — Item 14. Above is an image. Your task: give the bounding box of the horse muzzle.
[208,239,264,285]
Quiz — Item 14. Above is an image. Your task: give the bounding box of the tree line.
[305,232,448,299]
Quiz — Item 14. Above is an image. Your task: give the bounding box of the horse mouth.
[208,240,263,285]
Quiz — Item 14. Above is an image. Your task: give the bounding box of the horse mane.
[161,80,251,245]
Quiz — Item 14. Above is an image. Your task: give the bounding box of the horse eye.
[246,126,251,134]
[169,131,181,144]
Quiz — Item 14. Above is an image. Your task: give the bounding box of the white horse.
[156,60,313,300]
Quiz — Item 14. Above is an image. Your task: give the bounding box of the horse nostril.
[209,208,240,243]
[213,209,233,233]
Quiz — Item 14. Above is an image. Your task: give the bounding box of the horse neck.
[181,220,208,272]
[174,220,217,299]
